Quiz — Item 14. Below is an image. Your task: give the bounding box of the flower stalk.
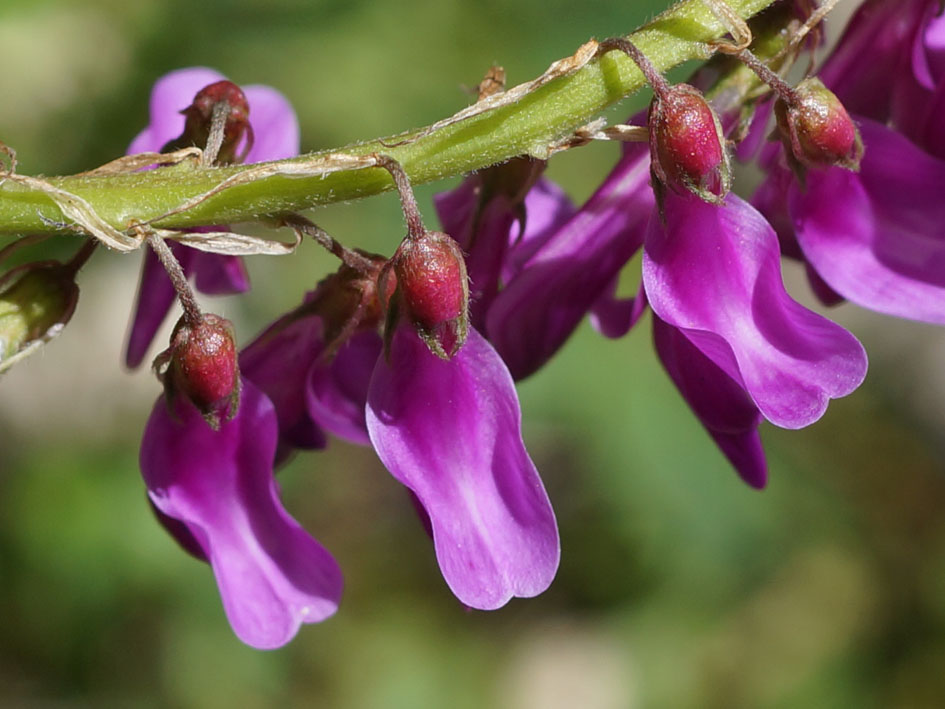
[0,0,777,239]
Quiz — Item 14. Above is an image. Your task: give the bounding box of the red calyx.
[166,80,253,164]
[162,314,240,426]
[775,78,862,172]
[649,84,730,204]
[385,231,469,359]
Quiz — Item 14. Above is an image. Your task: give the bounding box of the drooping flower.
[475,142,652,380]
[141,379,343,649]
[788,118,945,324]
[125,67,300,368]
[755,0,945,325]
[239,261,386,457]
[652,315,767,488]
[642,190,867,430]
[240,249,558,609]
[435,89,867,485]
[366,325,559,609]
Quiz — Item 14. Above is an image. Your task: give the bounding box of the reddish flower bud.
[649,84,731,205]
[159,314,240,427]
[775,78,863,172]
[385,231,469,359]
[163,80,253,164]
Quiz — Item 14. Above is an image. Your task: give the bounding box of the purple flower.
[643,191,867,429]
[435,115,867,485]
[125,68,300,368]
[240,306,383,454]
[240,254,555,609]
[441,142,653,381]
[788,118,945,324]
[366,325,559,609]
[755,2,945,325]
[140,380,343,649]
[653,316,767,488]
[239,267,385,458]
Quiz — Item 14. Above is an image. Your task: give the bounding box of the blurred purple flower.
[140,380,342,649]
[125,68,300,368]
[434,142,653,381]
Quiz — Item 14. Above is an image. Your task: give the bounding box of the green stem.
[0,0,775,237]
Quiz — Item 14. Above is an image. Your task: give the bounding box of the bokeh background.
[3,1,945,706]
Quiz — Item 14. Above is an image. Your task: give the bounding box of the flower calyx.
[380,230,469,360]
[162,80,254,164]
[155,313,241,429]
[774,77,862,174]
[649,83,732,207]
[371,154,470,360]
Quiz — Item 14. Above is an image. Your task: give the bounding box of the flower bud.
[385,231,469,360]
[163,80,252,164]
[160,314,240,427]
[648,84,731,204]
[775,78,862,172]
[0,262,78,373]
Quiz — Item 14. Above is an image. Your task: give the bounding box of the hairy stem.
[0,0,776,237]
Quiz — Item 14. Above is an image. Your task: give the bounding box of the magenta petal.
[791,119,945,324]
[140,381,343,649]
[461,196,519,329]
[240,315,327,452]
[643,192,867,429]
[502,177,577,279]
[366,327,559,609]
[912,5,945,90]
[129,67,227,153]
[434,176,479,248]
[192,252,250,295]
[818,1,917,122]
[589,279,648,340]
[433,176,574,330]
[243,84,301,162]
[487,143,653,380]
[653,317,766,488]
[306,331,382,446]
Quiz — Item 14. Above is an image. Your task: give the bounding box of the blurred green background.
[3,1,945,707]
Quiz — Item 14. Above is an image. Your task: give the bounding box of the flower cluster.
[122,0,945,648]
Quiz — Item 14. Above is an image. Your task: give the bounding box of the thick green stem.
[0,0,775,237]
